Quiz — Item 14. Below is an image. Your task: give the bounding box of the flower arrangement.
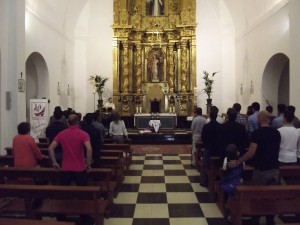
[88,75,108,99]
[203,71,218,99]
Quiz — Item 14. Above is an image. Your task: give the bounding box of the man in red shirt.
[48,113,92,185]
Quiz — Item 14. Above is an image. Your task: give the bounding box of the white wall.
[74,0,113,115]
[235,3,289,113]
[0,0,26,153]
[196,0,235,114]
[289,0,300,117]
[25,4,74,113]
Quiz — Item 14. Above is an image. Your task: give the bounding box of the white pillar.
[0,0,26,153]
[289,0,300,117]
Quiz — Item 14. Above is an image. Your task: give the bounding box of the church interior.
[0,0,300,224]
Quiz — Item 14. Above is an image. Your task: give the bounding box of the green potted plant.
[88,75,108,100]
[203,70,218,104]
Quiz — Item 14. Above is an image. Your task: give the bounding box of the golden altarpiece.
[112,0,196,116]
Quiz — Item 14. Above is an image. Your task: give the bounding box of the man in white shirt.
[278,110,298,165]
[191,107,206,166]
[103,98,115,110]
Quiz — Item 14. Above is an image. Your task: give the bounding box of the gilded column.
[168,44,175,94]
[136,43,142,94]
[180,40,188,92]
[122,40,129,93]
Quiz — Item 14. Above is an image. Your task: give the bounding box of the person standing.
[247,102,260,136]
[48,113,93,224]
[92,111,106,143]
[228,111,281,225]
[48,114,92,184]
[103,98,115,110]
[233,103,247,129]
[201,109,221,186]
[46,110,68,165]
[109,110,128,144]
[81,113,102,168]
[191,107,206,167]
[266,105,276,126]
[272,103,286,129]
[219,108,248,159]
[205,106,224,124]
[13,122,44,168]
[297,128,300,165]
[48,106,67,126]
[287,105,300,128]
[278,110,298,165]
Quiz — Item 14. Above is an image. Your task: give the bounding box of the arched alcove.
[25,52,49,121]
[262,53,289,109]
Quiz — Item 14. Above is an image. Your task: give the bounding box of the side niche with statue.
[112,0,196,116]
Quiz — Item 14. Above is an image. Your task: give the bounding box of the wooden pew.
[279,165,300,184]
[100,156,124,196]
[227,185,300,225]
[102,143,132,170]
[37,143,49,149]
[0,167,115,217]
[215,165,300,215]
[4,147,49,156]
[206,156,222,192]
[0,218,74,225]
[0,184,107,225]
[194,142,204,172]
[0,167,59,184]
[0,156,52,168]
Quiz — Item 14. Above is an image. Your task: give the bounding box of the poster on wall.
[30,99,49,142]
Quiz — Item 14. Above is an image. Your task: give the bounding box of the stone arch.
[25,52,49,121]
[262,53,289,108]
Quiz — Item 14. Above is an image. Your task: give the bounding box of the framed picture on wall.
[18,79,25,92]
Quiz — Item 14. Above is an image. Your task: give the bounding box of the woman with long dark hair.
[109,110,128,143]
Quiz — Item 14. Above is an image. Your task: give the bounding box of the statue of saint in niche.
[146,0,164,16]
[147,49,164,82]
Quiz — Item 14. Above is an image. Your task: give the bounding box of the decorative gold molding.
[113,0,196,116]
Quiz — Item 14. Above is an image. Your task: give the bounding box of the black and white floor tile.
[104,154,226,225]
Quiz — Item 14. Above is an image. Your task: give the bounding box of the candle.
[194,87,197,104]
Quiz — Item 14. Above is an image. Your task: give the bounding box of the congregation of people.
[9,99,300,225]
[9,103,129,225]
[191,102,300,225]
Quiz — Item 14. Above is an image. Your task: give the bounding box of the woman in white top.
[278,110,298,165]
[109,110,128,144]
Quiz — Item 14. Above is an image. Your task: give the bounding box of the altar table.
[134,113,177,129]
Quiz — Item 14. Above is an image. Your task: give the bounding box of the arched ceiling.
[25,0,287,38]
[223,0,287,34]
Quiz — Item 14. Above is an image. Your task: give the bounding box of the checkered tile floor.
[103,154,228,225]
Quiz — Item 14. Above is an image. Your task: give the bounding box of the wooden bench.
[0,155,52,168]
[206,156,222,192]
[100,156,124,195]
[0,184,107,225]
[0,167,116,217]
[215,165,300,215]
[5,147,49,156]
[194,142,204,172]
[0,218,74,225]
[103,143,132,170]
[227,185,300,225]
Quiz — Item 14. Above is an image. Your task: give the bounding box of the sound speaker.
[6,91,11,110]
